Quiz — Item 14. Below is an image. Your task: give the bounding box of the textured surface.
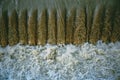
[0,42,120,80]
[0,0,120,46]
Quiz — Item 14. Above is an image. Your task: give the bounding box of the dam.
[0,0,120,46]
[0,0,120,80]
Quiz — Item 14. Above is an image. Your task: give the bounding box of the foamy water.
[0,41,120,80]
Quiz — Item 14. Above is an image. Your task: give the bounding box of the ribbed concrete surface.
[0,0,120,47]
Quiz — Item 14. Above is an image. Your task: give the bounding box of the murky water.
[0,41,120,80]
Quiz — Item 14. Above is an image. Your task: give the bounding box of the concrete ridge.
[0,5,120,47]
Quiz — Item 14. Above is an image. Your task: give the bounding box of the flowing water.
[0,41,120,80]
[0,0,120,80]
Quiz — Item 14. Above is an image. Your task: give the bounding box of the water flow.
[0,41,120,80]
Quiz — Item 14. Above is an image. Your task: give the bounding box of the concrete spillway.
[0,0,120,80]
[0,0,120,47]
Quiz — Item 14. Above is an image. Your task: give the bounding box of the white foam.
[0,41,120,80]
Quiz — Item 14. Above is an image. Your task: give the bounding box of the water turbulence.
[0,42,120,80]
[0,0,120,80]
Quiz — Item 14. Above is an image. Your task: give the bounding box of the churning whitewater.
[0,41,120,80]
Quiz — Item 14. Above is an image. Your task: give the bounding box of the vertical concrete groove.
[66,8,76,44]
[0,11,8,47]
[111,9,120,42]
[48,9,57,44]
[57,8,66,44]
[86,4,95,42]
[73,8,86,44]
[18,9,28,44]
[37,9,47,45]
[0,16,1,46]
[8,10,19,46]
[28,9,37,45]
[90,5,104,44]
[101,7,113,43]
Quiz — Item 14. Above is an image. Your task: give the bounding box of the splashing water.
[0,41,120,80]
